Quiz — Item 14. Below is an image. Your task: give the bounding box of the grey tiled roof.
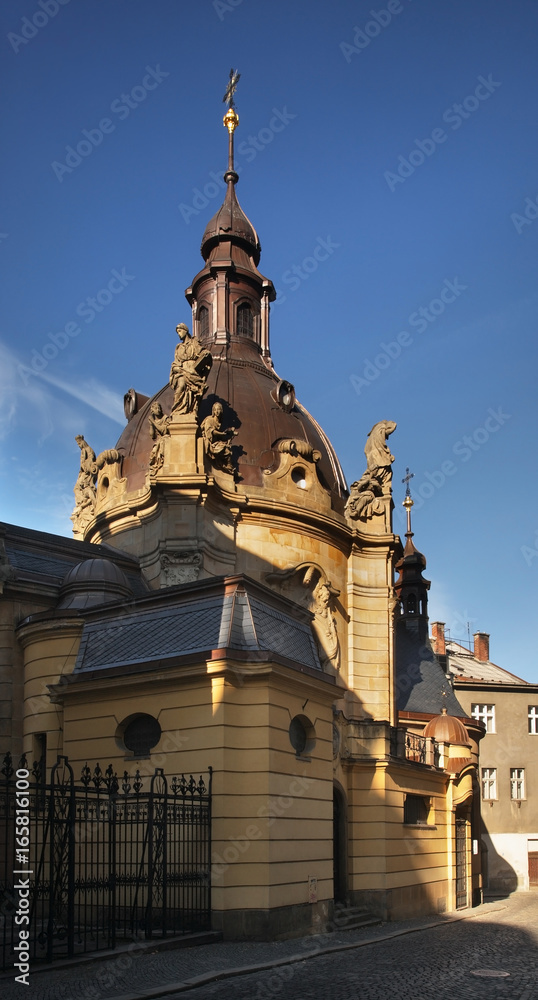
[75,588,321,674]
[396,626,465,716]
[5,545,75,580]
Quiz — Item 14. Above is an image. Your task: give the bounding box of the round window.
[291,467,307,489]
[289,715,315,756]
[121,715,161,757]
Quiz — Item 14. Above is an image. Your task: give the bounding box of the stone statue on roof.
[169,323,213,416]
[345,420,397,521]
[201,402,237,475]
[148,402,171,472]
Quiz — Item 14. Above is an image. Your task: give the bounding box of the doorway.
[455,808,468,908]
[333,785,347,903]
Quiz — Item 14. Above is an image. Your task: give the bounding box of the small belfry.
[393,467,430,633]
[186,68,276,357]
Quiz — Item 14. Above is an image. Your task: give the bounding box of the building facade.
[1,103,484,941]
[432,625,538,892]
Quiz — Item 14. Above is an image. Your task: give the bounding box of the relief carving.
[170,323,213,416]
[345,420,397,521]
[161,551,202,586]
[266,562,341,670]
[201,402,238,475]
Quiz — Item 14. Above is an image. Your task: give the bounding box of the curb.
[82,903,509,999]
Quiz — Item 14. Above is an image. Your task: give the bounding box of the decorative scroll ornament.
[148,402,171,472]
[169,323,213,416]
[345,420,397,521]
[277,439,321,462]
[201,402,238,475]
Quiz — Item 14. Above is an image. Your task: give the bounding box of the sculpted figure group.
[71,435,97,536]
[345,419,397,521]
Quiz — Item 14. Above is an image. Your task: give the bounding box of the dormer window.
[237,302,253,337]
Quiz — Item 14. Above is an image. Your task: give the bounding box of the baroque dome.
[114,335,347,508]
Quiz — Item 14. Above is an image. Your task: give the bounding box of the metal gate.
[455,816,467,909]
[0,753,212,969]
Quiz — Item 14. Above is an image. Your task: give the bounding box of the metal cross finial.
[223,68,241,109]
[402,467,414,497]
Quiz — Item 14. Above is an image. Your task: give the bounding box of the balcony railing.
[390,727,440,767]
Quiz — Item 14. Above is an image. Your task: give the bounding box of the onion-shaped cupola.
[186,73,276,360]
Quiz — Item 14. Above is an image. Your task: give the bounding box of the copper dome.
[114,337,347,507]
[423,709,470,747]
[201,174,261,265]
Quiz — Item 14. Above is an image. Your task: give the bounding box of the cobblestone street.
[167,894,538,1000]
[2,894,538,1000]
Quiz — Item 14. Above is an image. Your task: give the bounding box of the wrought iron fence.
[0,753,212,969]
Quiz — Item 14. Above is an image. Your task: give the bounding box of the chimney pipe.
[431,621,446,656]
[473,631,490,662]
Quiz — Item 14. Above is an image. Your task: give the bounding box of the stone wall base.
[211,899,333,940]
[349,884,449,922]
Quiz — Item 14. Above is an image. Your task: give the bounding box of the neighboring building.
[1,101,484,945]
[431,624,538,892]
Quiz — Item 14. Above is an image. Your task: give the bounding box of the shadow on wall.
[481,817,519,895]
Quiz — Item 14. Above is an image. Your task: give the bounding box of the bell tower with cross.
[393,468,431,638]
[185,70,276,359]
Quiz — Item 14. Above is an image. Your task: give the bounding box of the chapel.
[0,88,484,941]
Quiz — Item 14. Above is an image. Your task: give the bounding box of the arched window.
[407,594,417,614]
[237,302,253,337]
[198,305,209,339]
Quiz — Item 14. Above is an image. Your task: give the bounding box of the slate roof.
[396,626,465,716]
[1,521,147,596]
[74,585,321,674]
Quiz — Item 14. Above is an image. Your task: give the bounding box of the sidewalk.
[1,897,513,1000]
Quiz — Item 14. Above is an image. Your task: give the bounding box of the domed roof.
[423,708,470,747]
[201,174,261,265]
[114,337,347,506]
[59,558,132,609]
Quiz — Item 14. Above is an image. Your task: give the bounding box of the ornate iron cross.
[223,68,240,109]
[402,467,415,497]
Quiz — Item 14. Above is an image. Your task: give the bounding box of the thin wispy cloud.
[0,340,124,443]
[37,370,124,425]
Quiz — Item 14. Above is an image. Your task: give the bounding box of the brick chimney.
[473,631,490,662]
[431,621,446,656]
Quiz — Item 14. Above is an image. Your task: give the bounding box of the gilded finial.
[222,69,240,175]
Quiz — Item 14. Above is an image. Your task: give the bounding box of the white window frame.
[510,768,525,800]
[481,767,497,800]
[471,703,496,733]
[528,706,538,735]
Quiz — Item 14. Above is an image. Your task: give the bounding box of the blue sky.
[1,0,537,679]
